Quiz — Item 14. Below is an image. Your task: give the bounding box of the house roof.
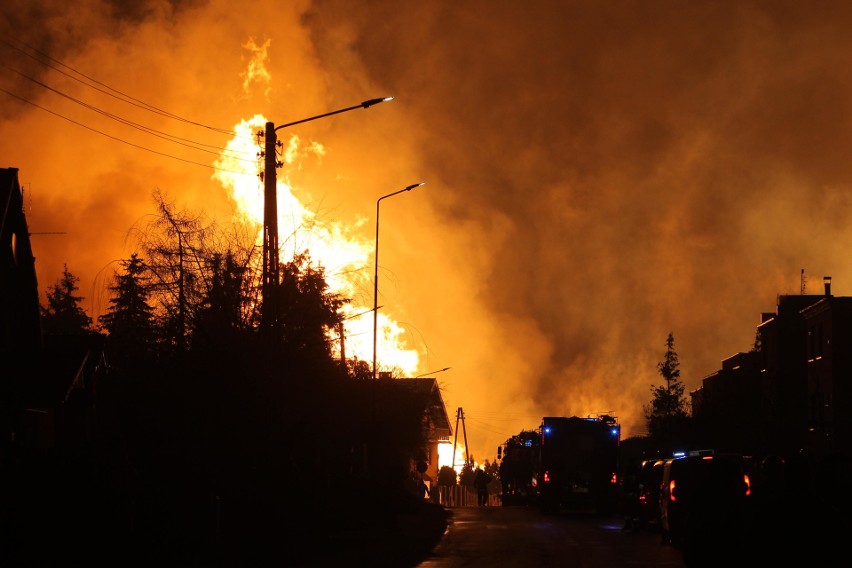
[28,333,106,407]
[375,377,452,434]
[1,167,41,356]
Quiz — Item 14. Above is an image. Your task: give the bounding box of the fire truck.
[498,415,621,513]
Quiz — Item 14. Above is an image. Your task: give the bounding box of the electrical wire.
[1,35,265,174]
[1,87,254,176]
[2,36,244,137]
[3,64,257,162]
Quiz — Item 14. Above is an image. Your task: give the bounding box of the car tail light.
[743,474,751,496]
[543,470,551,483]
[669,479,677,501]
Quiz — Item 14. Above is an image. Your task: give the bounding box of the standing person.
[418,477,430,500]
[474,467,491,506]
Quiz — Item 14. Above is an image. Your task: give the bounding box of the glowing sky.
[5,0,852,463]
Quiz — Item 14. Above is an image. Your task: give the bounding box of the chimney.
[824,276,832,296]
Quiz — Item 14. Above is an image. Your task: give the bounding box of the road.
[416,506,686,568]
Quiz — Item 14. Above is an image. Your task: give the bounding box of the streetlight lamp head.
[362,97,393,108]
[405,182,425,191]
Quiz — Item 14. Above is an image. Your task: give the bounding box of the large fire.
[211,114,419,375]
[438,441,476,476]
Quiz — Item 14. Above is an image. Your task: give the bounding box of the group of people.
[406,466,495,506]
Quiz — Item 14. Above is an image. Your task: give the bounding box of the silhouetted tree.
[345,357,373,380]
[459,461,476,486]
[751,327,762,353]
[191,250,257,352]
[132,191,261,354]
[276,252,347,369]
[98,253,157,366]
[483,459,500,493]
[644,332,691,453]
[437,465,458,486]
[40,264,93,334]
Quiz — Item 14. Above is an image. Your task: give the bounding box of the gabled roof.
[1,167,42,356]
[26,333,106,407]
[368,376,452,435]
[393,377,452,434]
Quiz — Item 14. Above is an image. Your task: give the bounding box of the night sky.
[4,0,852,462]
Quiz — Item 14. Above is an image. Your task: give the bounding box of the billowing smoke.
[4,0,852,462]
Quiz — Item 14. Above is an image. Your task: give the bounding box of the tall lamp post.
[261,97,392,341]
[373,182,425,379]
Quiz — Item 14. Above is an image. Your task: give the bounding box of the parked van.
[637,459,665,530]
[659,452,752,555]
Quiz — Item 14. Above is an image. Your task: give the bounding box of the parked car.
[659,451,752,560]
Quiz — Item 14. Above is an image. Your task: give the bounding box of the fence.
[433,485,501,507]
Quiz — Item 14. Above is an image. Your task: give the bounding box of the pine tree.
[644,332,691,452]
[98,253,157,364]
[40,264,93,334]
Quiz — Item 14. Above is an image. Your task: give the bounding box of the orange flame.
[212,114,420,376]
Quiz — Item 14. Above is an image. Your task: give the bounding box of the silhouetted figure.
[473,467,491,506]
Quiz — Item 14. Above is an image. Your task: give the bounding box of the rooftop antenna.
[801,268,807,295]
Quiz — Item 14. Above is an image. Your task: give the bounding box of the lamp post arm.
[275,97,393,132]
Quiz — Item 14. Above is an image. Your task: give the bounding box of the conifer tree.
[40,264,93,334]
[98,253,157,364]
[644,332,691,451]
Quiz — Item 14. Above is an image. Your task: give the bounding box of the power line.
[0,87,254,176]
[2,63,257,162]
[2,36,242,137]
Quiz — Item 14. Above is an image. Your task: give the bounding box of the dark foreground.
[287,495,450,568]
[416,506,685,568]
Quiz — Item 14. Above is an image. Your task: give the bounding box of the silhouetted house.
[1,167,105,463]
[21,333,106,457]
[397,376,452,485]
[367,374,452,490]
[2,167,42,460]
[1,167,41,351]
[691,351,761,454]
[800,278,852,462]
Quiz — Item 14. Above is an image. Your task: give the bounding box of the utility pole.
[259,97,392,344]
[451,407,470,469]
[261,121,281,341]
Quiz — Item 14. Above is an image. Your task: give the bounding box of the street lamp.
[261,97,393,340]
[373,182,425,379]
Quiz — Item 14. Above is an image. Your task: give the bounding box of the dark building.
[1,166,104,465]
[754,289,826,459]
[691,350,761,455]
[1,167,41,355]
[800,279,852,462]
[691,276,851,465]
